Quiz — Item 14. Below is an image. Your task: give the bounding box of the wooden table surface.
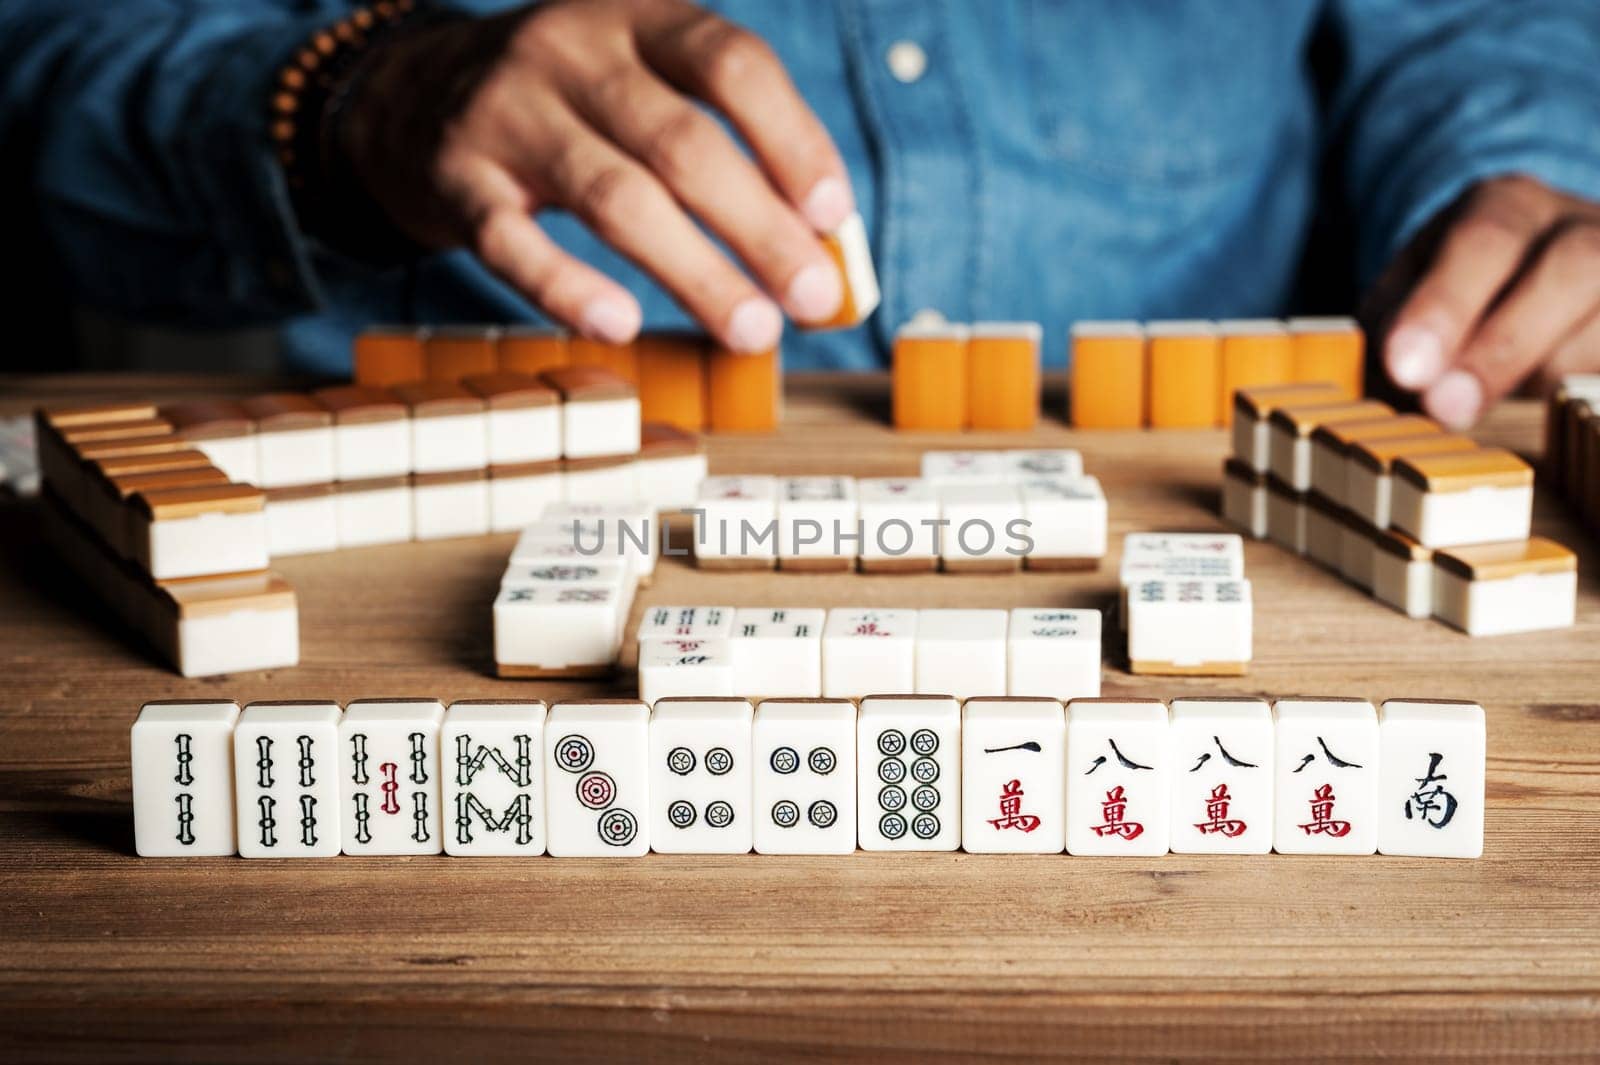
[2,373,1597,1063]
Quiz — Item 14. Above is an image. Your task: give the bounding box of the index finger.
[635,9,855,232]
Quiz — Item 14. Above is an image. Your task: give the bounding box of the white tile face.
[175,602,300,678]
[1126,579,1252,671]
[510,530,610,566]
[562,461,639,504]
[921,450,1008,486]
[339,700,445,856]
[563,397,642,458]
[1118,532,1245,586]
[649,699,754,854]
[195,435,259,486]
[1272,700,1379,855]
[1018,477,1107,561]
[501,559,629,591]
[857,696,961,850]
[333,420,411,480]
[916,609,1008,699]
[857,478,940,561]
[730,608,825,697]
[637,638,735,705]
[777,477,858,560]
[693,476,778,561]
[544,702,650,857]
[821,608,917,698]
[486,406,561,465]
[537,506,658,580]
[411,413,487,474]
[939,482,1025,564]
[960,698,1065,853]
[752,700,857,854]
[1390,482,1533,548]
[1005,449,1083,482]
[636,605,735,642]
[1372,549,1433,619]
[142,509,270,581]
[414,479,490,540]
[1378,700,1485,858]
[1168,699,1273,854]
[1065,700,1171,856]
[132,701,241,857]
[1433,568,1577,637]
[264,495,339,557]
[256,427,335,488]
[336,485,413,546]
[234,702,342,859]
[488,472,564,532]
[443,702,548,856]
[1007,608,1102,699]
[633,452,706,512]
[493,585,624,670]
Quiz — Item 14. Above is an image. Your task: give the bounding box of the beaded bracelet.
[269,0,430,263]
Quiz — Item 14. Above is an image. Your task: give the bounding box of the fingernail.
[579,297,640,345]
[725,298,784,353]
[801,177,852,232]
[1387,324,1445,389]
[1424,370,1483,430]
[785,261,843,323]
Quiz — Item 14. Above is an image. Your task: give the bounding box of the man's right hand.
[340,0,854,351]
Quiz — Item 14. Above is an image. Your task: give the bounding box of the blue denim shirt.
[5,1,1600,373]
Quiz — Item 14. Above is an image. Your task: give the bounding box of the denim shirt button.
[885,40,927,84]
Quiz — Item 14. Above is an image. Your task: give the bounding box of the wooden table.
[2,373,1597,1062]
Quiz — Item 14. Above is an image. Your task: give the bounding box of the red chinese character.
[1298,783,1352,837]
[1194,783,1248,838]
[986,779,1040,832]
[1091,785,1144,839]
[851,622,889,636]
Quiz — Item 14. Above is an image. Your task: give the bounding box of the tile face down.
[857,695,961,851]
[1272,699,1379,855]
[235,701,342,859]
[1377,700,1485,859]
[132,700,241,857]
[649,698,755,854]
[960,698,1066,854]
[339,699,445,856]
[915,609,1007,699]
[1065,699,1172,856]
[1168,698,1273,855]
[752,699,857,855]
[443,701,548,857]
[545,700,650,857]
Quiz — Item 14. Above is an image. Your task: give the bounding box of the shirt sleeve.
[0,1,337,326]
[1326,0,1600,284]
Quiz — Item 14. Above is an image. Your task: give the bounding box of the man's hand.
[339,0,854,351]
[1377,176,1600,428]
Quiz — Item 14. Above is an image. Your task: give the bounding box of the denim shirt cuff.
[178,14,339,319]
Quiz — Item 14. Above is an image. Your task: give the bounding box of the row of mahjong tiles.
[494,530,1253,681]
[1221,382,1576,636]
[132,696,1483,859]
[688,447,1102,572]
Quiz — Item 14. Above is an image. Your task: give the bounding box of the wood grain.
[2,372,1598,1063]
